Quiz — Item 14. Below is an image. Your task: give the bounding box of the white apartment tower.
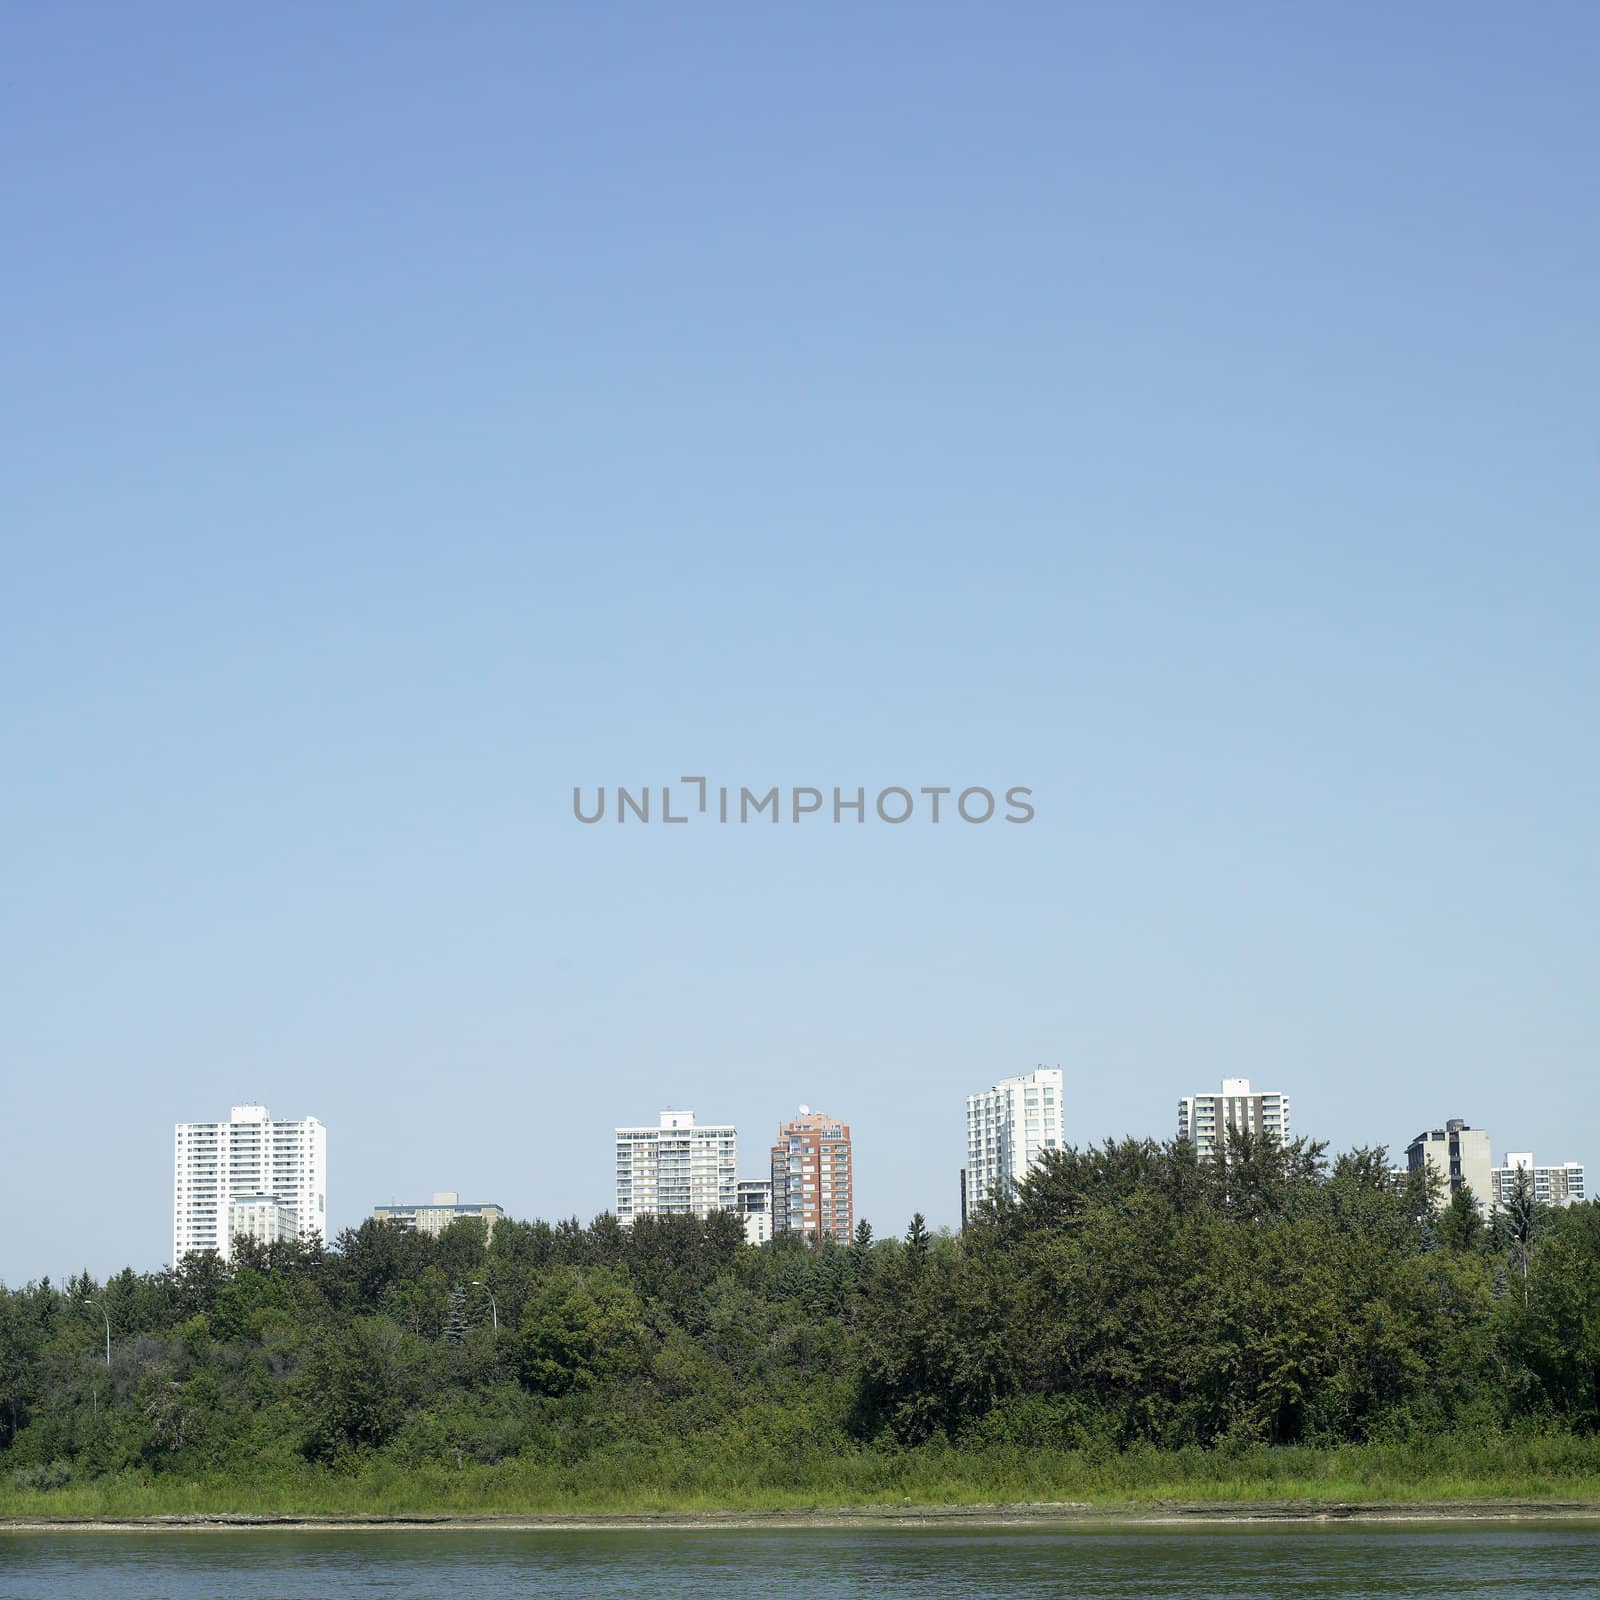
[1178,1078,1290,1161]
[1491,1153,1586,1209]
[173,1104,327,1264]
[964,1068,1064,1222]
[614,1109,738,1225]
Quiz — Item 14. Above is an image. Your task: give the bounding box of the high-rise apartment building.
[737,1178,773,1246]
[963,1067,1064,1223]
[770,1108,853,1241]
[614,1110,738,1225]
[1492,1154,1587,1209]
[1178,1077,1290,1161]
[372,1192,506,1237]
[173,1104,326,1264]
[1406,1119,1493,1210]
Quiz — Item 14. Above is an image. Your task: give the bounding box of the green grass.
[6,1436,1600,1521]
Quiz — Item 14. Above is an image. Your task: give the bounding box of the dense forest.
[3,1135,1598,1507]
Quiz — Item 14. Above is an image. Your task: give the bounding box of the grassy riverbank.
[6,1436,1600,1522]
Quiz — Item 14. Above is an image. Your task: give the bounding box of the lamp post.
[470,1279,498,1332]
[88,1298,110,1368]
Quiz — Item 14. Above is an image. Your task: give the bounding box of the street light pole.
[88,1298,110,1367]
[470,1279,498,1332]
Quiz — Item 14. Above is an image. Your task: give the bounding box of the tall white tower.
[173,1104,327,1264]
[614,1109,737,1225]
[964,1067,1064,1221]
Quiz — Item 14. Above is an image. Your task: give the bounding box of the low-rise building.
[372,1192,505,1237]
[227,1193,290,1249]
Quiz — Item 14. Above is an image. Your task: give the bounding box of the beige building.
[1406,1120,1493,1211]
[372,1192,504,1238]
[227,1193,290,1249]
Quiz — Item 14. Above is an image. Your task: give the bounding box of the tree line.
[2,1133,1597,1489]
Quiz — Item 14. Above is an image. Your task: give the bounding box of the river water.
[2,1524,1598,1598]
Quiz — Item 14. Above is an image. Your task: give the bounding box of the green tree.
[515,1269,649,1396]
[904,1214,931,1273]
[1437,1185,1486,1253]
[298,1317,422,1464]
[1494,1166,1542,1305]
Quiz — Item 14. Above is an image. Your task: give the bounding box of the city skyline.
[132,1083,1593,1281]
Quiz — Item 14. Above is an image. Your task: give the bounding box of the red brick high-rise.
[770,1109,852,1241]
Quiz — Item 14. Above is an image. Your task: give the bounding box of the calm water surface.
[2,1525,1599,1599]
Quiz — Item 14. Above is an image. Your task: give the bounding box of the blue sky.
[2,3,1596,1283]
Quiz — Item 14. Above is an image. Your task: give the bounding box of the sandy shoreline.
[6,1500,1600,1533]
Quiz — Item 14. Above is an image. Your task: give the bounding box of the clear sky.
[2,3,1596,1285]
